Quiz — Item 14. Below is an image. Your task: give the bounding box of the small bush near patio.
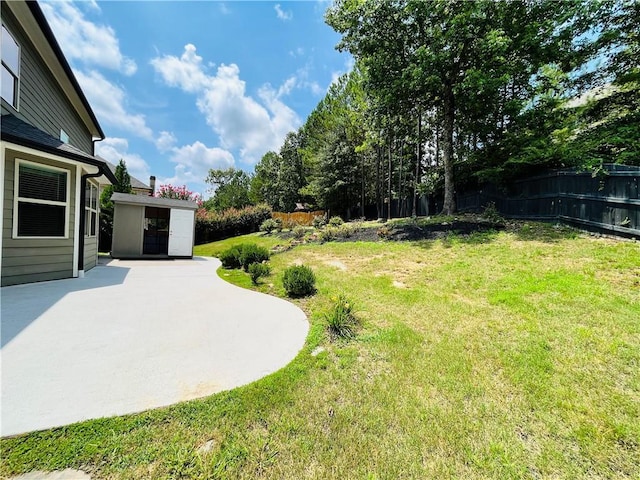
[282,264,316,297]
[328,216,344,227]
[325,294,358,339]
[218,243,270,270]
[238,244,270,271]
[248,262,271,285]
[260,218,282,234]
[218,244,244,268]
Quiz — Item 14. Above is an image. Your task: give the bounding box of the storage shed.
[111,193,198,259]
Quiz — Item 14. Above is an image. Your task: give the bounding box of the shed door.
[168,209,194,256]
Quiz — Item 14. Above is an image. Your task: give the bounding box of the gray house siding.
[1,5,93,154]
[83,239,97,271]
[1,149,76,286]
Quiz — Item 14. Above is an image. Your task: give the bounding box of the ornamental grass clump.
[282,265,316,297]
[260,218,282,234]
[248,262,271,285]
[328,216,344,227]
[325,295,359,339]
[293,226,306,239]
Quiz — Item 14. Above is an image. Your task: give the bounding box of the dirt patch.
[325,260,348,271]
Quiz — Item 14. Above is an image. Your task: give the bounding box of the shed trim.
[111,192,198,210]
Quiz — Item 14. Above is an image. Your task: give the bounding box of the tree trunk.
[398,139,403,217]
[376,145,382,219]
[442,82,456,215]
[412,110,421,217]
[361,153,365,218]
[387,139,392,221]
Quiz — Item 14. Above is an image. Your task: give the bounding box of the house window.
[85,182,98,237]
[14,160,69,238]
[1,25,20,109]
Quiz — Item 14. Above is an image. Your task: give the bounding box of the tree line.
[111,1,638,219]
[238,0,638,217]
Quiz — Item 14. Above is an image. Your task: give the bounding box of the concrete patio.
[0,257,308,437]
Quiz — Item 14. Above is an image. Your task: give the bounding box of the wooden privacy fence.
[273,211,325,228]
[457,164,640,238]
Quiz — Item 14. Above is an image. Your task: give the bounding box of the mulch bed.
[273,217,506,246]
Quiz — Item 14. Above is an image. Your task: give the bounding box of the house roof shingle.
[102,159,151,191]
[1,113,117,183]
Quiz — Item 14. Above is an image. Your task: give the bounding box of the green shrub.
[195,204,272,244]
[239,244,270,271]
[218,243,270,270]
[218,245,244,269]
[282,265,316,297]
[325,295,358,339]
[312,215,326,229]
[260,218,280,234]
[248,262,271,285]
[328,216,344,227]
[293,226,306,239]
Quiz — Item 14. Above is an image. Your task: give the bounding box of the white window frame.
[13,159,70,239]
[84,181,98,237]
[1,24,20,111]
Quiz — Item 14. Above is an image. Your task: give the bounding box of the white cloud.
[40,0,136,75]
[95,137,151,183]
[218,3,231,15]
[275,4,293,21]
[151,44,301,164]
[157,141,235,196]
[75,70,154,140]
[155,131,177,153]
[289,47,305,58]
[150,44,210,94]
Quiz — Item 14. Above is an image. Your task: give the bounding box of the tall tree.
[326,0,597,213]
[205,167,252,211]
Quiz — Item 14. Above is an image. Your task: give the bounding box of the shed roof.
[111,192,198,210]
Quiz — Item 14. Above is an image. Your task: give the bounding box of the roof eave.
[2,131,117,183]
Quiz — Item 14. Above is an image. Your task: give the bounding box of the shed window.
[14,161,69,238]
[85,182,98,237]
[1,25,20,109]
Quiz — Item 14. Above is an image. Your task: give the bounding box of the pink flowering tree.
[156,184,203,207]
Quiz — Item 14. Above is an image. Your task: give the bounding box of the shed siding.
[112,203,144,257]
[1,5,93,154]
[1,150,76,286]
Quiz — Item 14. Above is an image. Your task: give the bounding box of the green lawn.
[2,223,639,479]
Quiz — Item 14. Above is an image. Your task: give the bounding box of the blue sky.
[41,0,351,196]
